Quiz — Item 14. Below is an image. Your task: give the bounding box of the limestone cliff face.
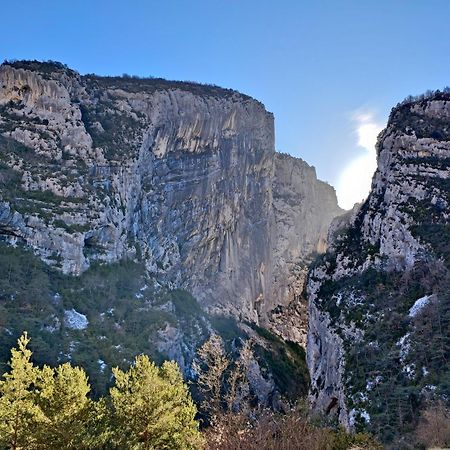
[0,60,341,335]
[307,92,450,439]
[269,154,343,343]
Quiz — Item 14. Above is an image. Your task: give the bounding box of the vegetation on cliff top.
[2,59,254,101]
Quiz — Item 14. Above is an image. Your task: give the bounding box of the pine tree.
[34,363,99,449]
[109,355,203,450]
[0,332,43,450]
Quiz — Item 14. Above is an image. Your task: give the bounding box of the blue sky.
[2,0,450,208]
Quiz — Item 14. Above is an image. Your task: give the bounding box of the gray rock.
[307,93,450,429]
[0,61,342,345]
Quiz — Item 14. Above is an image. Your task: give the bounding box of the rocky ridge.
[307,91,450,444]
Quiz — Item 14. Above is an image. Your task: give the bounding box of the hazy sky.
[2,0,450,208]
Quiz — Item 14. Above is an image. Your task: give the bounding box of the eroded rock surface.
[0,61,341,336]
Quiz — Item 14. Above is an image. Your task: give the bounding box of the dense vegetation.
[342,264,449,444]
[316,206,450,446]
[309,98,450,447]
[314,195,450,446]
[0,333,202,449]
[0,239,209,396]
[0,334,385,450]
[0,240,309,405]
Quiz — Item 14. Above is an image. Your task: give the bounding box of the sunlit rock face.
[307,92,450,439]
[0,60,341,333]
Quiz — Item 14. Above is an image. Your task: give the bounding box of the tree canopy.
[0,333,203,450]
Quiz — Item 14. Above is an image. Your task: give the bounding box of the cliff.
[307,91,450,444]
[0,60,341,398]
[269,153,342,343]
[0,61,342,330]
[0,61,276,321]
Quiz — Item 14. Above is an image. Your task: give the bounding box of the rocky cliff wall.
[0,60,341,335]
[269,153,342,343]
[307,91,450,442]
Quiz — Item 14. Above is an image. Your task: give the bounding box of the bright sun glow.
[336,112,383,210]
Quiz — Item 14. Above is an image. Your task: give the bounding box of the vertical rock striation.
[269,153,343,343]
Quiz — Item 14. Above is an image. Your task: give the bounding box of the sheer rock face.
[269,154,343,343]
[0,61,341,333]
[307,93,450,430]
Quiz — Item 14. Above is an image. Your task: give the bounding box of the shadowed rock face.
[307,92,450,437]
[269,153,343,343]
[0,61,341,335]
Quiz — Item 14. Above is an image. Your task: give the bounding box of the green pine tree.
[0,332,43,450]
[109,355,204,450]
[34,363,100,449]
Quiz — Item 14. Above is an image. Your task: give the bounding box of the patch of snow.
[335,290,364,308]
[64,309,89,330]
[348,291,365,307]
[98,359,107,372]
[360,410,370,423]
[140,284,148,291]
[421,384,437,394]
[69,341,79,352]
[353,391,369,403]
[403,363,416,379]
[396,333,411,363]
[155,301,175,313]
[100,308,114,319]
[42,315,61,333]
[349,408,371,427]
[422,367,429,376]
[135,292,143,299]
[366,375,383,391]
[59,351,72,361]
[409,294,434,317]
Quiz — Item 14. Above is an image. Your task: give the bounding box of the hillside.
[307,91,450,447]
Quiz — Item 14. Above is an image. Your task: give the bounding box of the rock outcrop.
[307,91,450,443]
[0,60,341,340]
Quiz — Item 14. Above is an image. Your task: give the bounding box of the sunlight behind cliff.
[336,112,384,210]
